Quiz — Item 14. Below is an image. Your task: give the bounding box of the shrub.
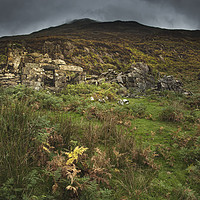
[183,93,200,109]
[112,167,153,199]
[4,85,64,110]
[0,54,7,63]
[0,98,46,198]
[159,106,184,122]
[127,103,147,117]
[187,160,200,192]
[61,82,119,102]
[178,135,200,163]
[62,83,96,95]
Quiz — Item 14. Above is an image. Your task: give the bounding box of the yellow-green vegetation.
[0,84,200,199]
[1,21,199,84]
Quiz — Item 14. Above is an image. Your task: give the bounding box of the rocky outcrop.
[157,75,184,93]
[89,62,185,94]
[117,63,155,92]
[98,62,155,92]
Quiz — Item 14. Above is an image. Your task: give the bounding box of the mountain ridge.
[1,18,200,40]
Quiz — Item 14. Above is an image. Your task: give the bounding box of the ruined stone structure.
[0,43,185,94]
[0,44,84,90]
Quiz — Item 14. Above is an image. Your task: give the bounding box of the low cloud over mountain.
[0,0,200,36]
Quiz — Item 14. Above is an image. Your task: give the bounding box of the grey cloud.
[142,0,200,27]
[0,0,82,36]
[0,0,199,37]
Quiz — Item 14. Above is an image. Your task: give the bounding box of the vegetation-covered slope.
[0,19,200,199]
[0,84,200,199]
[0,19,200,83]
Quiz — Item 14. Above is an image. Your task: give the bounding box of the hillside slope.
[0,19,200,200]
[0,19,200,83]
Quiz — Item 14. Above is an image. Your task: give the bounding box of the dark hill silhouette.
[0,18,199,40]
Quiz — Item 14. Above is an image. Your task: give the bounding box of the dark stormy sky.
[0,0,200,37]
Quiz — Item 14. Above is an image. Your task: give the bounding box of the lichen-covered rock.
[7,46,24,73]
[59,65,83,72]
[52,59,66,65]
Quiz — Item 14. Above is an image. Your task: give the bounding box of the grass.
[0,84,200,199]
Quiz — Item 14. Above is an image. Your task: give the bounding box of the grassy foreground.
[0,84,200,200]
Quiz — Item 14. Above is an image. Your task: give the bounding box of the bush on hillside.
[159,106,184,122]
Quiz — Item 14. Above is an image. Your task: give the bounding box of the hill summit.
[68,18,99,25]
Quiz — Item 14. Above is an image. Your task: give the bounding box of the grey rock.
[98,98,106,103]
[157,75,184,93]
[118,99,129,105]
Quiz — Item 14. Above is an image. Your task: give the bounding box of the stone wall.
[0,43,185,94]
[0,44,84,89]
